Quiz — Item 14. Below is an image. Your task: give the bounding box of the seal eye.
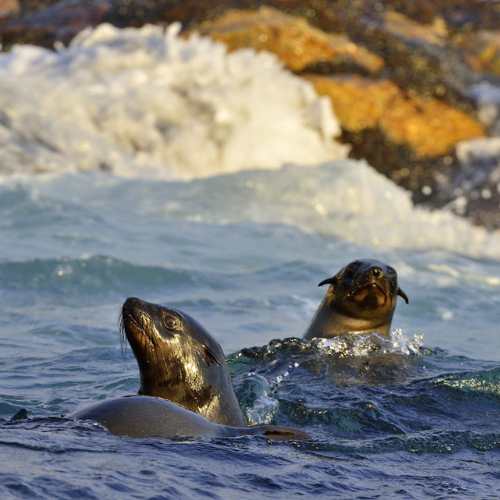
[163,313,182,332]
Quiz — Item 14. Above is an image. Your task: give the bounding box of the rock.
[381,10,448,47]
[0,0,111,48]
[195,6,384,74]
[470,82,500,135]
[18,1,60,13]
[0,0,19,18]
[415,137,500,230]
[456,30,500,77]
[0,0,497,229]
[386,0,500,31]
[443,138,500,230]
[306,74,485,158]
[349,9,479,108]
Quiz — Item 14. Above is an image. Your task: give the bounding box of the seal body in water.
[74,298,308,440]
[74,395,307,440]
[304,259,409,340]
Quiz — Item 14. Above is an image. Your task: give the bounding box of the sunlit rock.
[306,74,485,158]
[0,0,19,19]
[195,6,383,74]
[457,30,500,77]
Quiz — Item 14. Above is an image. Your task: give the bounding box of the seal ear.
[318,276,336,288]
[397,287,409,304]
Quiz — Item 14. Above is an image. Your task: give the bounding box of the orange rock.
[195,6,383,74]
[0,0,19,18]
[306,75,485,158]
[305,75,395,131]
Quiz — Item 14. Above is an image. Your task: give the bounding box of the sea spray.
[0,24,346,178]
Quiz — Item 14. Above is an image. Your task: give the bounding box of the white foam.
[244,374,279,425]
[4,157,500,258]
[314,329,424,358]
[456,137,500,167]
[152,161,500,259]
[0,23,346,178]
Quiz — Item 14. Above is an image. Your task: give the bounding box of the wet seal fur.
[304,259,409,340]
[74,395,307,440]
[121,297,243,426]
[74,298,308,441]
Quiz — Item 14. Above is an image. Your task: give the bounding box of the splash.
[0,24,345,178]
[313,329,424,358]
[243,373,279,425]
[238,330,423,423]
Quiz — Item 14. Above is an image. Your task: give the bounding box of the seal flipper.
[251,424,310,441]
[10,409,29,422]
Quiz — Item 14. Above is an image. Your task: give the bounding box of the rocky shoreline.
[1,0,499,228]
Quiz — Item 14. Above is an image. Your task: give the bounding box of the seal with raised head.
[74,298,307,440]
[304,259,409,340]
[120,297,244,426]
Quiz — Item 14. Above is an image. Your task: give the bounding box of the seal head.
[121,297,245,426]
[304,259,408,339]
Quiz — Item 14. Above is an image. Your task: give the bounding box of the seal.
[304,259,409,340]
[74,297,308,440]
[74,395,308,440]
[120,297,244,426]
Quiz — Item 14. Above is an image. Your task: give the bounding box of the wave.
[0,255,222,295]
[2,161,500,260]
[0,24,345,179]
[231,336,500,451]
[434,367,500,397]
[127,161,500,259]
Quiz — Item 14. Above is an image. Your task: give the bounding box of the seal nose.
[371,267,384,279]
[122,297,145,314]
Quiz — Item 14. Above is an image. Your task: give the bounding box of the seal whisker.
[118,312,128,356]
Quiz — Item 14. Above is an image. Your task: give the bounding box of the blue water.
[0,167,499,499]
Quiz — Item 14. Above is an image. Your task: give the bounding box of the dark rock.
[435,139,500,230]
[455,30,500,78]
[342,127,458,207]
[0,0,111,48]
[18,1,60,14]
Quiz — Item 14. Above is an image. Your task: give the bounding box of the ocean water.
[0,25,499,499]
